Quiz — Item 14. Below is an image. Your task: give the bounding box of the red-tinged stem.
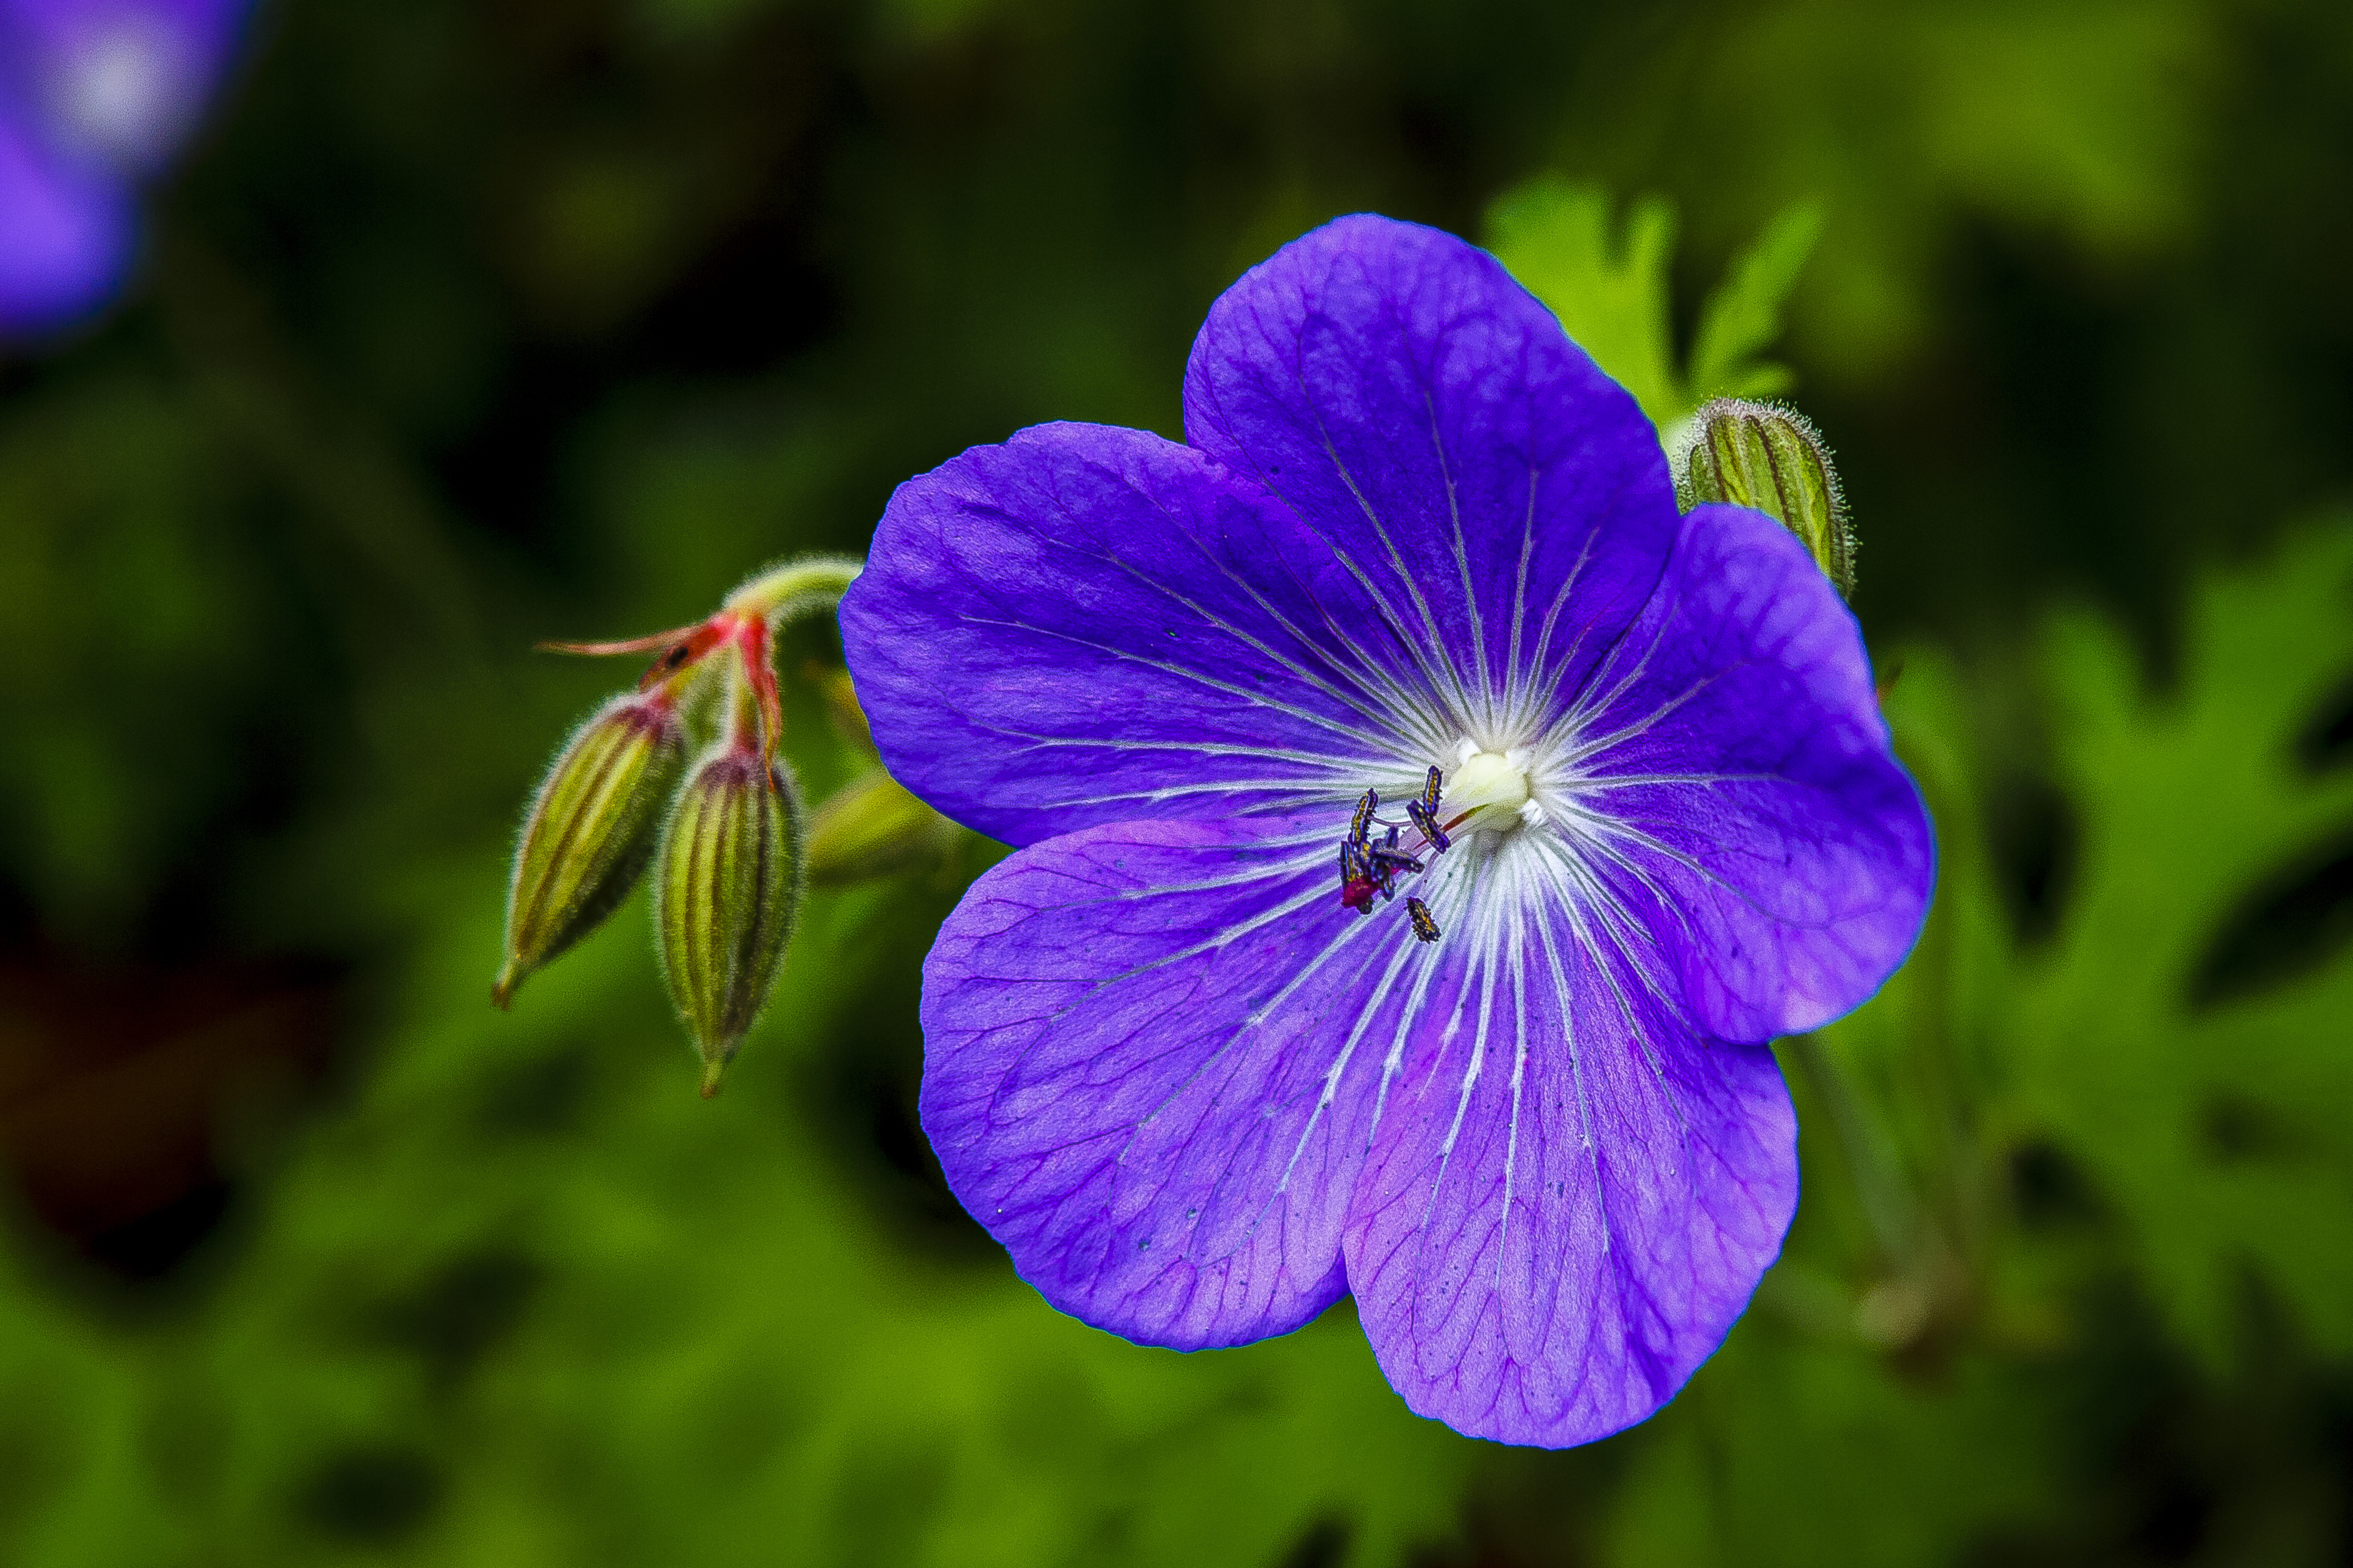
[539,564,847,759]
[636,617,740,693]
[736,618,785,761]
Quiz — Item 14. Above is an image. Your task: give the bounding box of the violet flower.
[840,215,1933,1447]
[0,0,250,337]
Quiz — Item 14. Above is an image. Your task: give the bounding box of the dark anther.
[1407,897,1441,943]
[1338,772,1444,921]
[1338,837,1380,914]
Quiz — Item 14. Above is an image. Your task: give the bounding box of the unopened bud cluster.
[491,556,952,1095]
[1673,398,1856,596]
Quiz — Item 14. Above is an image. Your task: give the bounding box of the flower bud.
[1674,398,1855,596]
[807,769,958,887]
[655,745,807,1094]
[496,693,686,1009]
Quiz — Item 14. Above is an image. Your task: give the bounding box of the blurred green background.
[3,0,2351,1563]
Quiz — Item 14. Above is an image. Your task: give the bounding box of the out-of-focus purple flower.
[840,215,1933,1447]
[0,0,250,337]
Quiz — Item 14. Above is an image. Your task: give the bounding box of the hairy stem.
[724,556,865,623]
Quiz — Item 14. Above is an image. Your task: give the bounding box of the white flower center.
[1444,741,1542,834]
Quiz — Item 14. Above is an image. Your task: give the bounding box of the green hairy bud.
[497,692,687,1009]
[1674,398,1856,596]
[656,746,808,1095]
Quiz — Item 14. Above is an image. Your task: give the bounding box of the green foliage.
[1686,206,1824,410]
[1486,181,1684,422]
[1486,180,1818,427]
[1676,399,1854,593]
[1560,0,2223,374]
[0,883,1472,1566]
[2006,522,2353,1363]
[1598,1335,2065,1568]
[0,373,264,948]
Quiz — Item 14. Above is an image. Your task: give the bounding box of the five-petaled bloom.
[840,215,1933,1447]
[1,0,251,337]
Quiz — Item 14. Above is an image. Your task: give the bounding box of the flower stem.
[723,556,865,623]
[725,658,762,750]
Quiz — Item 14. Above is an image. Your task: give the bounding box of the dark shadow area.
[296,1443,443,1547]
[2190,837,2353,1011]
[0,952,344,1290]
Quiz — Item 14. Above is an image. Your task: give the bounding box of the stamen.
[1334,770,1443,924]
[1407,897,1441,943]
[1338,838,1380,914]
[1330,755,1516,941]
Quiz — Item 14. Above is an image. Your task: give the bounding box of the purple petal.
[0,101,133,337]
[1563,503,1934,1041]
[1343,878,1795,1447]
[1182,214,1680,739]
[920,813,1437,1349]
[841,421,1429,847]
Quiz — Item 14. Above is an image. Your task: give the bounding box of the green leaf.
[1485,178,1683,425]
[1484,179,1818,430]
[1686,204,1822,406]
[2006,518,2353,1363]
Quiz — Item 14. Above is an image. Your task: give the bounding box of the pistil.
[1441,743,1536,833]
